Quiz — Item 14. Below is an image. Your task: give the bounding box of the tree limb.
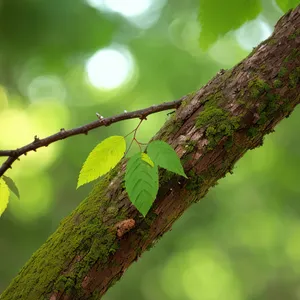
[0,99,183,177]
[1,5,299,300]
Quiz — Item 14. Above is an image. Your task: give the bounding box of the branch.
[1,5,299,300]
[0,98,183,177]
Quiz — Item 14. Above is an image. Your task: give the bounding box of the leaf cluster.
[77,137,187,216]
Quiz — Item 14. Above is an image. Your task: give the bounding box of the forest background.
[0,0,300,299]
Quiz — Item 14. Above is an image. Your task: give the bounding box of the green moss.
[144,211,157,226]
[283,103,294,116]
[206,126,217,135]
[266,93,279,112]
[196,106,225,128]
[91,289,102,299]
[120,178,125,189]
[159,169,175,186]
[284,48,300,63]
[237,98,246,105]
[260,64,267,70]
[0,173,121,300]
[65,277,77,295]
[186,166,220,202]
[221,69,233,81]
[181,152,194,166]
[55,275,70,291]
[178,91,197,109]
[224,136,233,150]
[273,79,282,88]
[267,38,277,45]
[255,88,288,126]
[135,222,152,256]
[108,241,119,254]
[174,120,184,131]
[196,104,240,150]
[185,140,197,153]
[247,127,259,138]
[278,67,288,77]
[106,206,119,218]
[289,67,300,88]
[181,100,187,107]
[248,78,270,98]
[256,92,279,125]
[257,112,268,125]
[186,170,205,194]
[108,163,121,179]
[74,228,118,290]
[159,118,184,142]
[288,29,300,40]
[188,91,196,99]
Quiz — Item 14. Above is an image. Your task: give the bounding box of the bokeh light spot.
[236,19,273,51]
[87,0,151,17]
[208,36,249,66]
[85,46,135,90]
[28,100,70,136]
[27,75,66,103]
[162,248,241,300]
[105,0,151,17]
[0,100,69,177]
[0,109,33,149]
[86,0,165,29]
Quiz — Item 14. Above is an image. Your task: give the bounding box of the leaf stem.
[125,119,144,156]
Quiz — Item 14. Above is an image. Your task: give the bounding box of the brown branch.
[0,98,184,177]
[0,150,16,156]
[1,6,299,300]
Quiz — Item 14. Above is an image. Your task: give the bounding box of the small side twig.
[0,97,185,177]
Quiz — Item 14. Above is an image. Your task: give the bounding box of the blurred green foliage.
[0,0,299,299]
[275,0,300,12]
[198,0,262,50]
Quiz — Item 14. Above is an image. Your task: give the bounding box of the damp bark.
[1,5,300,300]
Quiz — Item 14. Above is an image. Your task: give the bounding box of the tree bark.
[1,6,300,300]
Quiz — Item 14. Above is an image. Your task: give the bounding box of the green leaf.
[125,152,159,216]
[147,140,187,178]
[3,175,20,199]
[0,177,10,217]
[275,0,299,12]
[198,0,262,50]
[77,136,126,188]
[141,153,154,167]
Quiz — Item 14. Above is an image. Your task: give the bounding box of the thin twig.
[0,97,185,177]
[124,119,144,156]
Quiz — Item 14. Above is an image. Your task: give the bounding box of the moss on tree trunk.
[1,5,300,300]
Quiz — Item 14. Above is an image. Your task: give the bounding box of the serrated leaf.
[147,140,187,178]
[125,152,159,216]
[198,0,262,50]
[0,177,10,217]
[77,136,126,188]
[3,175,20,199]
[275,0,299,12]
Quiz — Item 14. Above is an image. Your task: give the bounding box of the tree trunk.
[1,6,300,300]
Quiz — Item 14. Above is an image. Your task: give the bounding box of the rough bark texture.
[1,6,300,300]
